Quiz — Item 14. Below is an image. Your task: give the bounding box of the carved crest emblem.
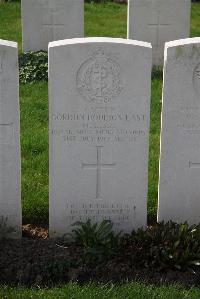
[76,49,123,104]
[194,63,200,96]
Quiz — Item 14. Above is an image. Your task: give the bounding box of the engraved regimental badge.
[194,63,200,96]
[76,48,123,104]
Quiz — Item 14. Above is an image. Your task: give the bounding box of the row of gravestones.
[21,0,191,66]
[0,36,200,238]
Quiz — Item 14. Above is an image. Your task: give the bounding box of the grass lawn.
[20,83,48,224]
[1,283,200,299]
[0,1,199,224]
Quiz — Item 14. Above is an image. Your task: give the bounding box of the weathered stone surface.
[0,39,21,238]
[49,37,152,237]
[128,0,191,66]
[158,38,200,224]
[22,0,84,52]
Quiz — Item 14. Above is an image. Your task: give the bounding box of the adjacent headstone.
[22,0,84,52]
[128,0,191,66]
[158,38,200,224]
[49,37,152,237]
[0,39,21,238]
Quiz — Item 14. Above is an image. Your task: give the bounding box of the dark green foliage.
[39,259,71,284]
[19,51,48,84]
[151,66,163,80]
[68,220,122,265]
[66,220,200,271]
[1,0,20,2]
[85,0,112,3]
[122,221,200,271]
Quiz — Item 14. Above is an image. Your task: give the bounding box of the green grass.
[0,2,199,223]
[148,78,162,220]
[191,3,200,37]
[0,283,200,299]
[85,2,127,38]
[20,83,48,224]
[0,3,21,51]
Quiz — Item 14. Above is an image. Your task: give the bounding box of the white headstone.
[128,0,191,66]
[0,39,21,238]
[49,37,152,237]
[22,0,84,52]
[158,38,200,224]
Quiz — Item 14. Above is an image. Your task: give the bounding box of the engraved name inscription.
[178,107,200,134]
[52,111,147,144]
[66,202,136,224]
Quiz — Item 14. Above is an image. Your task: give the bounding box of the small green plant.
[122,221,200,271]
[0,216,16,239]
[68,219,122,265]
[19,51,48,84]
[66,220,200,270]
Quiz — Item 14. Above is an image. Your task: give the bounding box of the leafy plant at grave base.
[0,216,16,239]
[19,51,48,84]
[122,221,200,271]
[67,219,122,265]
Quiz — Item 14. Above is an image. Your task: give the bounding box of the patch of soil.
[22,224,48,239]
[0,225,199,287]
